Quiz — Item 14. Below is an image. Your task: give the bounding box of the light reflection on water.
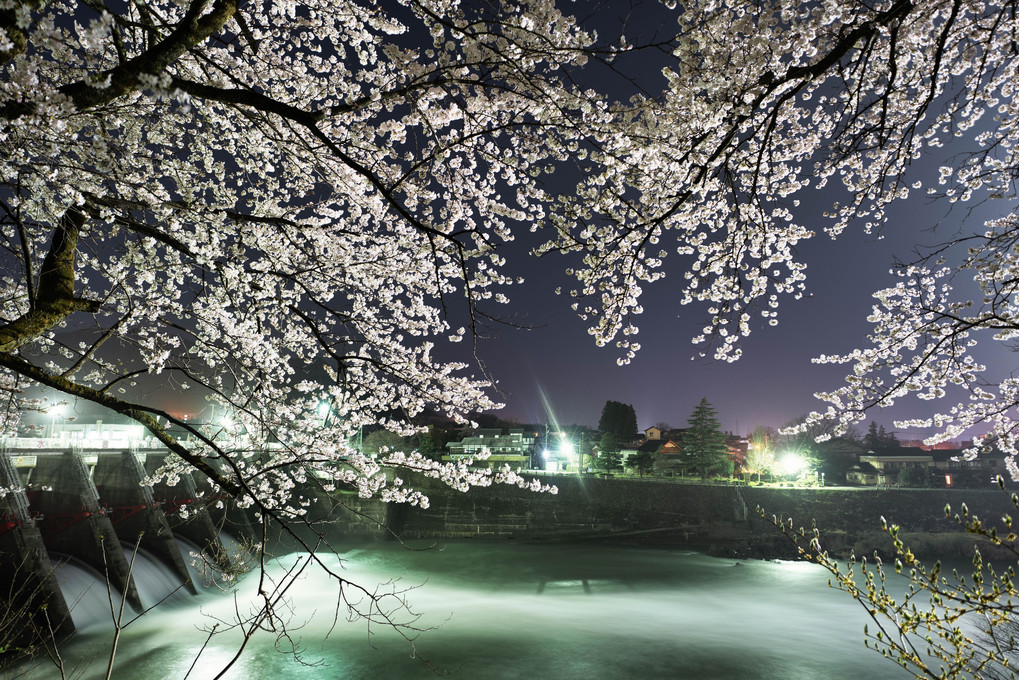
[18,542,910,680]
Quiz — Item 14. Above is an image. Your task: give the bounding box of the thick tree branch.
[0,351,242,496]
[1,0,238,120]
[0,207,100,353]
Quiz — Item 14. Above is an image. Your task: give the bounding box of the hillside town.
[8,397,1002,491]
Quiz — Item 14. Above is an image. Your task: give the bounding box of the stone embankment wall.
[375,475,1019,560]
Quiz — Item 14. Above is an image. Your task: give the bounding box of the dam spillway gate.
[0,445,257,651]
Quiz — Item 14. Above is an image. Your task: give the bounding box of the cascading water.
[15,542,917,680]
[173,536,208,587]
[172,532,249,591]
[216,530,245,558]
[121,544,192,609]
[51,555,118,632]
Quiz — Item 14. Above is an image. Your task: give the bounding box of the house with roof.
[444,428,537,468]
[638,438,684,475]
[929,448,1005,487]
[845,447,933,486]
[726,434,748,472]
[645,426,689,442]
[642,426,746,474]
[844,443,1009,488]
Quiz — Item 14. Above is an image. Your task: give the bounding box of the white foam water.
[24,543,914,680]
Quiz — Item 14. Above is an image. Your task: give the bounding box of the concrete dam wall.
[384,474,1019,558]
[0,446,397,654]
[0,447,256,649]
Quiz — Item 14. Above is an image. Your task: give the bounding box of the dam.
[0,438,257,650]
[4,431,1017,661]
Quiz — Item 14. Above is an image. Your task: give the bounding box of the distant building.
[900,439,976,451]
[444,428,537,468]
[646,427,688,442]
[638,428,745,475]
[844,445,1008,488]
[3,419,152,450]
[635,438,684,475]
[726,434,748,471]
[929,448,1004,487]
[846,448,933,486]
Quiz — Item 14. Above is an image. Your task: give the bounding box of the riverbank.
[337,474,1019,562]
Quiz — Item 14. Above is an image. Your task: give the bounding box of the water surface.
[16,541,908,679]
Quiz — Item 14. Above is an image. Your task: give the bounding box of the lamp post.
[47,403,64,439]
[559,440,575,473]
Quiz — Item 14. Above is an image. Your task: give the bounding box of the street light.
[777,452,806,479]
[558,440,575,472]
[47,403,65,439]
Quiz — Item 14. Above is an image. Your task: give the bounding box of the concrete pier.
[26,451,142,612]
[191,467,258,544]
[93,451,196,596]
[0,452,74,652]
[142,456,230,571]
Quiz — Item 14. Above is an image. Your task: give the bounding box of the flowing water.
[52,556,120,632]
[16,542,909,679]
[122,544,193,610]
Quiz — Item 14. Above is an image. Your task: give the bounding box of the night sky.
[475,178,1015,438]
[447,2,1019,439]
[28,2,1018,442]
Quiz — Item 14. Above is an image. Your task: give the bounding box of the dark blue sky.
[476,184,1015,438]
[461,2,1016,437]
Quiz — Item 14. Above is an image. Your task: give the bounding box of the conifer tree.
[598,401,638,441]
[597,432,622,473]
[683,398,731,480]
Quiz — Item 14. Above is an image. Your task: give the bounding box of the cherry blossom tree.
[545,0,1018,465]
[2,0,1019,670]
[580,0,1017,460]
[0,0,603,667]
[746,426,777,483]
[0,1,608,516]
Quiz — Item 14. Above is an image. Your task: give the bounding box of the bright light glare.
[778,453,805,477]
[559,441,574,456]
[542,449,550,459]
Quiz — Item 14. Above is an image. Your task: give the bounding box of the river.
[13,541,909,679]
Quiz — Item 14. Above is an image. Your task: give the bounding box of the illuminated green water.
[16,542,908,679]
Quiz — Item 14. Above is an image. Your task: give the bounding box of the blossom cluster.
[2,0,1018,508]
[0,0,593,517]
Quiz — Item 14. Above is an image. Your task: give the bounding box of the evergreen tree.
[416,425,452,461]
[878,425,899,448]
[628,451,655,478]
[597,432,623,472]
[597,401,617,435]
[865,422,881,450]
[683,398,731,480]
[623,404,638,440]
[598,401,638,440]
[865,422,900,450]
